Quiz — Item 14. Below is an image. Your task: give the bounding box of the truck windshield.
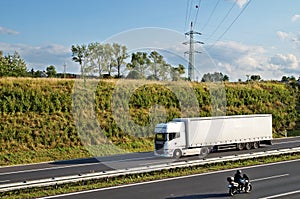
[155,133,167,141]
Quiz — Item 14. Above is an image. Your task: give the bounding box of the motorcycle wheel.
[229,188,235,196]
[245,184,252,193]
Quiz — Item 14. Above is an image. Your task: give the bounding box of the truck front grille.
[155,141,164,150]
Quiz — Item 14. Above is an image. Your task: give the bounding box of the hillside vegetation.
[0,78,299,165]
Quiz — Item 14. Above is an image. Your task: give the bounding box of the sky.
[0,0,300,81]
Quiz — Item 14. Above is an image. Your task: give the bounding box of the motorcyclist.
[234,170,245,190]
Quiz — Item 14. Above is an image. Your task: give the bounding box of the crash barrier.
[1,147,300,192]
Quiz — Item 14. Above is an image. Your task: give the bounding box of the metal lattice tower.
[63,63,66,78]
[183,22,203,81]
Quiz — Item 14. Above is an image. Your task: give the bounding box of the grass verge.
[0,137,153,166]
[1,152,300,199]
[0,147,91,166]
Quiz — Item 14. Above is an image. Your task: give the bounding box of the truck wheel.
[245,142,252,150]
[253,142,260,149]
[199,147,209,158]
[173,149,182,159]
[237,143,244,151]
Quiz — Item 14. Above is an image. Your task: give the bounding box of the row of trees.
[0,50,59,78]
[1,47,300,83]
[0,49,238,81]
[71,43,185,81]
[71,43,127,79]
[126,51,185,81]
[28,65,58,78]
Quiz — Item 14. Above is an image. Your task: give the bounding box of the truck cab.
[154,122,185,158]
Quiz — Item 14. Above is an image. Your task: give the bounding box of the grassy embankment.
[0,78,299,165]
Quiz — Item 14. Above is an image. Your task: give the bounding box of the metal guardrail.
[1,147,300,192]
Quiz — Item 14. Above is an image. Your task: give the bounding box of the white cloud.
[236,0,250,8]
[277,31,289,40]
[0,42,79,73]
[292,14,300,22]
[200,41,300,81]
[205,41,265,68]
[197,41,267,80]
[277,31,300,48]
[227,0,249,8]
[0,26,19,35]
[269,54,299,70]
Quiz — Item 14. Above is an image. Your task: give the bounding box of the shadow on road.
[50,157,100,165]
[166,193,229,199]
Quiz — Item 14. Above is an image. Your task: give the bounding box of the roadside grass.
[287,130,300,137]
[0,138,153,166]
[0,147,91,166]
[1,152,300,199]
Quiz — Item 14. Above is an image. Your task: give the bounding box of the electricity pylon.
[183,22,203,81]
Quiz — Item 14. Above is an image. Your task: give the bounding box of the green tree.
[34,70,43,77]
[71,44,89,78]
[201,72,227,82]
[223,74,229,82]
[281,76,288,82]
[250,75,261,81]
[0,51,9,76]
[111,43,128,78]
[0,51,27,77]
[171,64,185,81]
[126,52,150,79]
[46,65,57,77]
[148,51,163,80]
[104,44,114,76]
[88,42,106,77]
[148,51,171,81]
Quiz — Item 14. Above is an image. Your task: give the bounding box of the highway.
[38,158,300,199]
[0,137,300,186]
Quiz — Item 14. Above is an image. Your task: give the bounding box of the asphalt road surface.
[38,158,300,199]
[0,137,299,186]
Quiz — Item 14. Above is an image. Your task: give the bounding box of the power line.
[205,1,236,41]
[193,0,202,26]
[208,0,253,49]
[187,0,194,30]
[201,0,221,31]
[184,0,191,31]
[184,0,202,32]
[183,0,204,81]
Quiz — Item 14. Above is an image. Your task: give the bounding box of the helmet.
[227,176,234,182]
[237,170,242,174]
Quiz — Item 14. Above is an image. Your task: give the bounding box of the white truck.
[154,114,272,158]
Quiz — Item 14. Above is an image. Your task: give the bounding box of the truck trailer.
[154,114,272,158]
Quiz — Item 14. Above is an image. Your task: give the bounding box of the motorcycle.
[227,175,252,196]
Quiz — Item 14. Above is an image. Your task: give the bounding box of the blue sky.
[0,0,300,81]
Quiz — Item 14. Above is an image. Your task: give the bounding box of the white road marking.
[260,190,300,199]
[252,174,289,182]
[273,140,300,145]
[139,160,172,166]
[0,180,10,183]
[37,160,300,199]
